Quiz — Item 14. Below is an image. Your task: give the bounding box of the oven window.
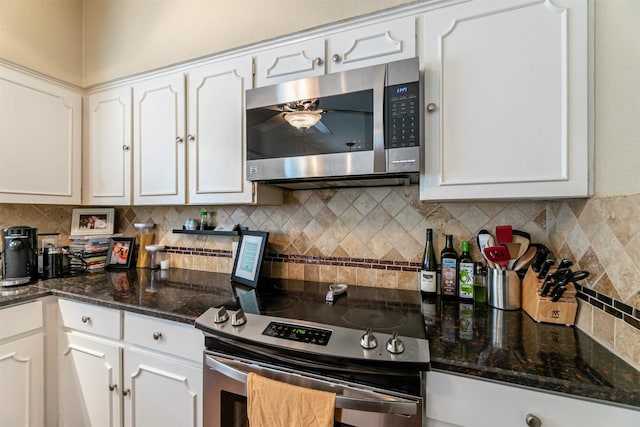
[219,390,355,427]
[246,89,373,160]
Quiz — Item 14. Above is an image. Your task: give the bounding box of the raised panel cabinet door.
[327,15,416,73]
[84,87,133,205]
[187,57,254,204]
[0,333,45,427]
[420,0,590,200]
[123,349,202,427]
[59,333,122,427]
[254,38,325,87]
[0,64,82,204]
[133,73,186,205]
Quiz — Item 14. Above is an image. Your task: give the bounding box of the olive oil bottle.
[440,235,458,298]
[458,241,474,300]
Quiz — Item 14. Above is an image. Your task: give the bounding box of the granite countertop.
[1,269,639,411]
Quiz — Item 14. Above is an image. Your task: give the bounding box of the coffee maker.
[1,226,38,286]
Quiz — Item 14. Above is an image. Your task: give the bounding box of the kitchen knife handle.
[537,259,554,279]
[540,280,554,297]
[557,259,573,270]
[531,246,549,272]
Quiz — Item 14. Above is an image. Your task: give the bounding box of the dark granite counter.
[1,270,639,411]
[424,298,640,410]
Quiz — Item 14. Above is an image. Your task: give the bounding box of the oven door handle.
[205,355,418,416]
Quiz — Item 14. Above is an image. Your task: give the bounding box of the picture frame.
[230,231,269,288]
[71,208,115,236]
[105,237,135,269]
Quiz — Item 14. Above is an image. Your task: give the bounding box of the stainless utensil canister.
[487,268,521,310]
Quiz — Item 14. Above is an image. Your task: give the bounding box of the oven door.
[204,354,423,427]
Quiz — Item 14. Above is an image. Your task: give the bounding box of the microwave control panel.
[385,81,420,149]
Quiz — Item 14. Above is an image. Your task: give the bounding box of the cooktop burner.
[223,278,426,340]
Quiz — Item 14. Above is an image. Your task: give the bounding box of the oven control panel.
[262,322,331,346]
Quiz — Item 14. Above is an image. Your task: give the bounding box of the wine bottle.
[420,229,437,296]
[458,241,474,300]
[440,234,458,298]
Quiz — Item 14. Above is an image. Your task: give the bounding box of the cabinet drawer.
[0,300,43,340]
[124,312,202,362]
[58,299,121,340]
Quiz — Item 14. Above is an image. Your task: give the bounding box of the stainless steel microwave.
[245,57,421,188]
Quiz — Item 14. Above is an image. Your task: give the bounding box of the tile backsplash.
[1,186,639,369]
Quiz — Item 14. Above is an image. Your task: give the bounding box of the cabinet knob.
[331,54,341,62]
[314,57,323,66]
[176,136,184,144]
[187,134,196,143]
[526,414,542,427]
[123,389,131,397]
[426,103,438,113]
[109,384,118,391]
[122,145,130,151]
[81,315,90,324]
[153,332,162,340]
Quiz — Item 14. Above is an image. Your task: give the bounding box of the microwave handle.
[372,64,386,173]
[205,355,417,416]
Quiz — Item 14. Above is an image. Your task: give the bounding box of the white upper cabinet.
[0,63,82,204]
[254,15,416,87]
[84,87,133,205]
[420,0,591,200]
[187,57,255,205]
[133,73,186,205]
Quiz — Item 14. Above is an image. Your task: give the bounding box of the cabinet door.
[187,57,255,204]
[420,0,590,200]
[59,333,122,427]
[133,73,186,205]
[254,38,325,87]
[84,87,133,205]
[0,333,44,427]
[327,15,416,74]
[0,64,82,204]
[123,349,202,427]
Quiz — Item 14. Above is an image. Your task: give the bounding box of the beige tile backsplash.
[1,187,639,369]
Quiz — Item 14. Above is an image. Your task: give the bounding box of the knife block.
[522,267,578,326]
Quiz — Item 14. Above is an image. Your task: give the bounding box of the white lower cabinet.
[58,299,203,427]
[425,371,640,427]
[0,301,45,427]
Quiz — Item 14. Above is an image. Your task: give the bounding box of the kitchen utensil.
[495,225,513,244]
[487,268,522,310]
[513,246,537,271]
[476,230,495,269]
[484,246,511,269]
[504,242,521,261]
[511,230,530,257]
[531,244,549,272]
[557,259,574,270]
[536,259,554,279]
[325,283,348,304]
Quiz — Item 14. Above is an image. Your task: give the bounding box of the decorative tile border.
[265,253,421,272]
[165,246,232,258]
[576,284,640,331]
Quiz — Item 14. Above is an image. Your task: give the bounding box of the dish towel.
[247,372,336,427]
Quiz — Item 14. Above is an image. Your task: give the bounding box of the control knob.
[360,328,378,349]
[231,309,247,327]
[386,331,405,354]
[213,306,229,324]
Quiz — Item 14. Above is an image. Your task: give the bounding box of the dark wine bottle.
[420,229,437,296]
[440,234,458,298]
[458,241,474,300]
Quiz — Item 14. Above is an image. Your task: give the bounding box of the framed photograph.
[230,231,269,288]
[106,237,135,269]
[71,208,115,236]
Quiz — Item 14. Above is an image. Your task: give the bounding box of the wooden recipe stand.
[522,267,578,326]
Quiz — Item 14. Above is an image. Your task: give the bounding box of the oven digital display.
[262,322,331,346]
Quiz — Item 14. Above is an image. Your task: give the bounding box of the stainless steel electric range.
[195,279,430,427]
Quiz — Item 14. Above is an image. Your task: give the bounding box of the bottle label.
[420,270,437,293]
[441,258,457,296]
[459,262,475,298]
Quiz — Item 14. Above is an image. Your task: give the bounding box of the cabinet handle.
[153,332,162,340]
[176,136,184,144]
[123,389,131,397]
[122,145,130,151]
[109,384,118,391]
[81,315,90,324]
[187,134,195,143]
[331,54,341,62]
[526,414,541,427]
[426,103,438,113]
[314,57,323,66]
